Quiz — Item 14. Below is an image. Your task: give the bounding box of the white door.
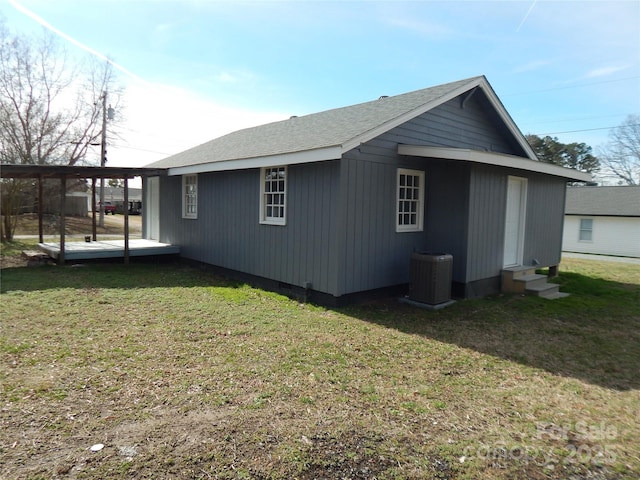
[503,176,527,267]
[145,176,160,241]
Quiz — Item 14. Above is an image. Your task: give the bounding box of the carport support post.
[91,177,97,241]
[123,176,129,265]
[59,177,66,265]
[38,175,43,243]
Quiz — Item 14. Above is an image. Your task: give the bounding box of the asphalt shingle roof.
[146,76,484,169]
[565,186,640,216]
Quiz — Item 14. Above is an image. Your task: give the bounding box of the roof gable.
[147,76,536,174]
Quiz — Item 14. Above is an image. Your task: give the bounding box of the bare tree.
[0,22,118,240]
[598,115,640,185]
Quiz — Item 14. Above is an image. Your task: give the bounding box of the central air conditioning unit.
[409,252,453,305]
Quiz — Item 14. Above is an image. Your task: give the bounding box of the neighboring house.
[563,186,640,258]
[65,192,91,216]
[95,186,142,203]
[144,76,590,305]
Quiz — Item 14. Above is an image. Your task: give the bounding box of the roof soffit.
[398,145,593,182]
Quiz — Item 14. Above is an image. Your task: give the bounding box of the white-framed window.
[182,174,198,219]
[396,168,425,232]
[579,218,593,241]
[260,166,287,225]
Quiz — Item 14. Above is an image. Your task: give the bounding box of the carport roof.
[0,164,168,179]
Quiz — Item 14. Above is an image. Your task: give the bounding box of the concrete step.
[515,273,549,288]
[525,282,560,297]
[502,265,537,280]
[502,266,568,299]
[502,269,545,293]
[21,250,50,266]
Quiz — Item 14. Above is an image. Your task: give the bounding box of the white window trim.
[396,168,425,233]
[182,174,198,219]
[260,166,287,226]
[579,217,593,242]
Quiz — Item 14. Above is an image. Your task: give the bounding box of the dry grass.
[11,213,142,237]
[0,257,638,479]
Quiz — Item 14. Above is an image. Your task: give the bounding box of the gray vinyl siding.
[466,165,508,282]
[401,90,525,156]
[465,167,567,282]
[336,156,420,296]
[351,92,524,164]
[423,160,471,283]
[159,161,340,295]
[523,174,567,266]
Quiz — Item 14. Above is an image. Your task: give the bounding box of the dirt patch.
[297,431,401,479]
[0,255,29,269]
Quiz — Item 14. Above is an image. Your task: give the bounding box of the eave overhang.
[398,145,593,182]
[167,146,343,176]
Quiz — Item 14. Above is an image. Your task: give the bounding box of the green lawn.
[1,253,638,479]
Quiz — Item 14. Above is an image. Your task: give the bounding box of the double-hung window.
[260,166,287,225]
[182,174,198,219]
[396,168,424,232]
[579,218,593,241]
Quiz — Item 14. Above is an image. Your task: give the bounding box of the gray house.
[144,76,590,304]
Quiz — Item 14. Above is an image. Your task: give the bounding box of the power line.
[537,123,640,136]
[504,75,640,97]
[526,112,638,126]
[110,143,173,156]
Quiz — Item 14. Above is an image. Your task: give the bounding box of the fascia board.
[341,77,485,153]
[565,213,640,218]
[398,145,593,182]
[167,146,342,176]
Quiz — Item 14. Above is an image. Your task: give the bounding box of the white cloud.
[584,65,630,79]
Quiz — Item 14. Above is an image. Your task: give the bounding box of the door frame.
[503,176,527,268]
[145,176,160,241]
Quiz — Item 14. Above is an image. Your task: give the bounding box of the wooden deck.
[38,239,180,261]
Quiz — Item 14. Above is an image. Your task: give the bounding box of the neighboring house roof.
[146,75,590,181]
[565,186,640,217]
[95,186,142,201]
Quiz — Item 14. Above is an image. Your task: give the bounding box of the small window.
[396,168,424,232]
[579,218,593,241]
[260,166,287,225]
[182,174,197,219]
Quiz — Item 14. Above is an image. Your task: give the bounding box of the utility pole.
[99,91,107,228]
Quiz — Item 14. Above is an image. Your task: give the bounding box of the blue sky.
[2,0,639,173]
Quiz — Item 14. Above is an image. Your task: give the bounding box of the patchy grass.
[0,258,638,479]
[0,239,40,257]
